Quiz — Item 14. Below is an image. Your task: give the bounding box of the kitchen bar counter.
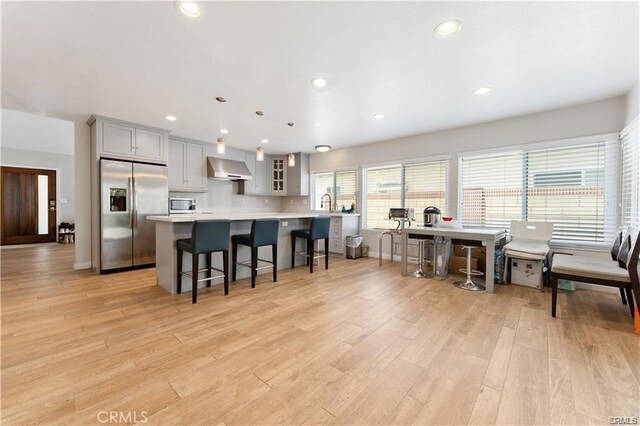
[148,213,321,295]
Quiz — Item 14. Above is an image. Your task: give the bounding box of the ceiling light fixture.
[175,1,201,18]
[472,87,492,95]
[256,111,266,161]
[311,78,327,88]
[434,20,462,38]
[164,115,177,121]
[287,122,295,167]
[315,145,331,153]
[216,96,227,155]
[373,114,385,120]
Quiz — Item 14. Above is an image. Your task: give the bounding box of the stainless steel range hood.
[207,157,252,181]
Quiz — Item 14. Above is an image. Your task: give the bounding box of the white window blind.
[365,165,402,229]
[460,139,618,243]
[404,161,448,216]
[621,119,640,229]
[364,159,449,229]
[312,170,357,211]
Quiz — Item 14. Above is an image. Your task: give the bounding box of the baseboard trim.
[574,282,618,294]
[74,261,92,270]
[368,251,402,262]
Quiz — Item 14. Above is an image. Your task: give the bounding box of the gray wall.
[625,80,639,125]
[309,95,629,259]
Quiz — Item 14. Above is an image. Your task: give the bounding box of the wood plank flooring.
[1,244,639,425]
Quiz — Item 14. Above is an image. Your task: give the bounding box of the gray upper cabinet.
[168,138,207,192]
[286,153,310,196]
[271,156,287,195]
[89,115,169,165]
[238,153,269,195]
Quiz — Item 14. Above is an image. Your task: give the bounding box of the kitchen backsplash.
[280,196,312,212]
[171,179,281,213]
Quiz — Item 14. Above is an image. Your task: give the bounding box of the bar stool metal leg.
[454,246,486,291]
[412,240,427,278]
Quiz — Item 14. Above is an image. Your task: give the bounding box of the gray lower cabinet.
[238,153,270,195]
[286,153,309,196]
[88,115,169,164]
[328,215,360,255]
[168,139,207,192]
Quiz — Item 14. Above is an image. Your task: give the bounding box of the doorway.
[1,166,57,245]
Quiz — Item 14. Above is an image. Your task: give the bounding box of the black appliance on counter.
[423,206,441,227]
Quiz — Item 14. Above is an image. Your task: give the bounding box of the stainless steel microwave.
[169,197,196,214]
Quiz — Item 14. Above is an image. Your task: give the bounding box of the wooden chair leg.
[232,241,237,282]
[309,240,315,274]
[625,287,634,317]
[251,246,258,288]
[223,250,229,296]
[551,274,558,317]
[272,244,278,282]
[192,253,199,304]
[177,248,183,294]
[620,288,628,305]
[291,236,296,269]
[206,252,212,287]
[325,238,329,270]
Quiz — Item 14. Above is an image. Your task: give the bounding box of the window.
[364,159,449,229]
[460,139,618,243]
[312,170,357,211]
[621,119,640,229]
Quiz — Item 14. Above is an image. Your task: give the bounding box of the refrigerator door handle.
[128,177,134,228]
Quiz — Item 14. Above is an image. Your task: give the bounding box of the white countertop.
[148,212,321,223]
[402,226,507,239]
[311,211,361,217]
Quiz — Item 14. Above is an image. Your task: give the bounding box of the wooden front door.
[0,167,57,245]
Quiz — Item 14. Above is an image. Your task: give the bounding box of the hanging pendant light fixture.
[287,122,295,167]
[216,96,227,155]
[256,111,265,161]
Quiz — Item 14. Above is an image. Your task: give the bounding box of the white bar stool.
[454,245,485,291]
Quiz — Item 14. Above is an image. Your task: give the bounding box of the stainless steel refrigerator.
[100,159,168,271]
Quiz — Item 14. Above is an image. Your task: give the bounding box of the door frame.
[0,165,60,245]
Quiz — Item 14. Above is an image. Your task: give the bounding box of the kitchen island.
[148,212,320,294]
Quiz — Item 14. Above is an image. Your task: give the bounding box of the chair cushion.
[551,254,630,283]
[176,238,193,252]
[504,241,549,257]
[231,233,252,246]
[291,229,311,239]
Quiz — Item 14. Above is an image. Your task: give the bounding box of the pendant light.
[287,122,295,167]
[216,96,227,155]
[256,111,265,161]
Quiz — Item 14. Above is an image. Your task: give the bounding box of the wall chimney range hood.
[207,157,252,181]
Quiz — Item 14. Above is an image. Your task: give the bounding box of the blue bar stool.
[231,219,280,288]
[291,216,331,273]
[176,220,231,303]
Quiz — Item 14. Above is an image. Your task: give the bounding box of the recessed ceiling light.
[311,78,327,88]
[434,20,462,38]
[472,87,492,95]
[220,128,229,134]
[261,139,269,143]
[315,145,331,153]
[373,114,385,120]
[165,115,177,121]
[175,1,201,18]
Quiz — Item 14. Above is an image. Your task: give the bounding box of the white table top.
[402,226,507,240]
[148,212,321,223]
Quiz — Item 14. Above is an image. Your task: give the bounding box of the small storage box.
[510,259,543,289]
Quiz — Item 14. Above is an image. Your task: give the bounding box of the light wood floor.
[1,244,639,425]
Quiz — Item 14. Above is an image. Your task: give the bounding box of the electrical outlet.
[302,198,308,205]
[282,221,288,227]
[264,198,269,204]
[60,198,68,204]
[290,199,294,205]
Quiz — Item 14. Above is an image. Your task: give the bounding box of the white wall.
[0,109,75,222]
[309,96,628,258]
[625,80,639,125]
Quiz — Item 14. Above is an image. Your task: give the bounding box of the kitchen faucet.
[320,193,332,211]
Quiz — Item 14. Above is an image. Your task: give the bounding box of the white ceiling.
[2,1,638,154]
